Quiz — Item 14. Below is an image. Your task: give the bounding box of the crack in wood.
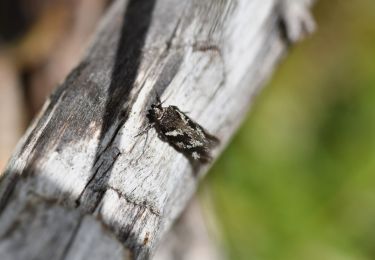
[121,207,147,243]
[109,187,161,217]
[165,16,184,53]
[75,147,121,212]
[59,216,84,260]
[0,172,20,215]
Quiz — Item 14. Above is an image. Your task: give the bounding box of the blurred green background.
[206,1,375,259]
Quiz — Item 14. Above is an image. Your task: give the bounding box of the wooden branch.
[154,197,224,260]
[0,0,315,259]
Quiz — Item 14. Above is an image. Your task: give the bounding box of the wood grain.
[0,0,315,259]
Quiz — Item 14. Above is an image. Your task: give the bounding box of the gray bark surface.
[0,0,315,259]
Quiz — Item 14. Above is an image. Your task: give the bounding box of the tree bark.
[0,0,315,259]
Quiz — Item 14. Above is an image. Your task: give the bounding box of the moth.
[141,95,219,163]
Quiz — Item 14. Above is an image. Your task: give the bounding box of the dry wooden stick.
[0,0,315,259]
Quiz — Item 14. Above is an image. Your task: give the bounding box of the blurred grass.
[206,1,375,259]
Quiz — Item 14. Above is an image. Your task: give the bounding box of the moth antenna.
[134,125,151,162]
[153,89,164,105]
[139,128,150,157]
[135,123,153,137]
[153,89,170,105]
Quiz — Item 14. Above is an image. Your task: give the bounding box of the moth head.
[148,102,164,121]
